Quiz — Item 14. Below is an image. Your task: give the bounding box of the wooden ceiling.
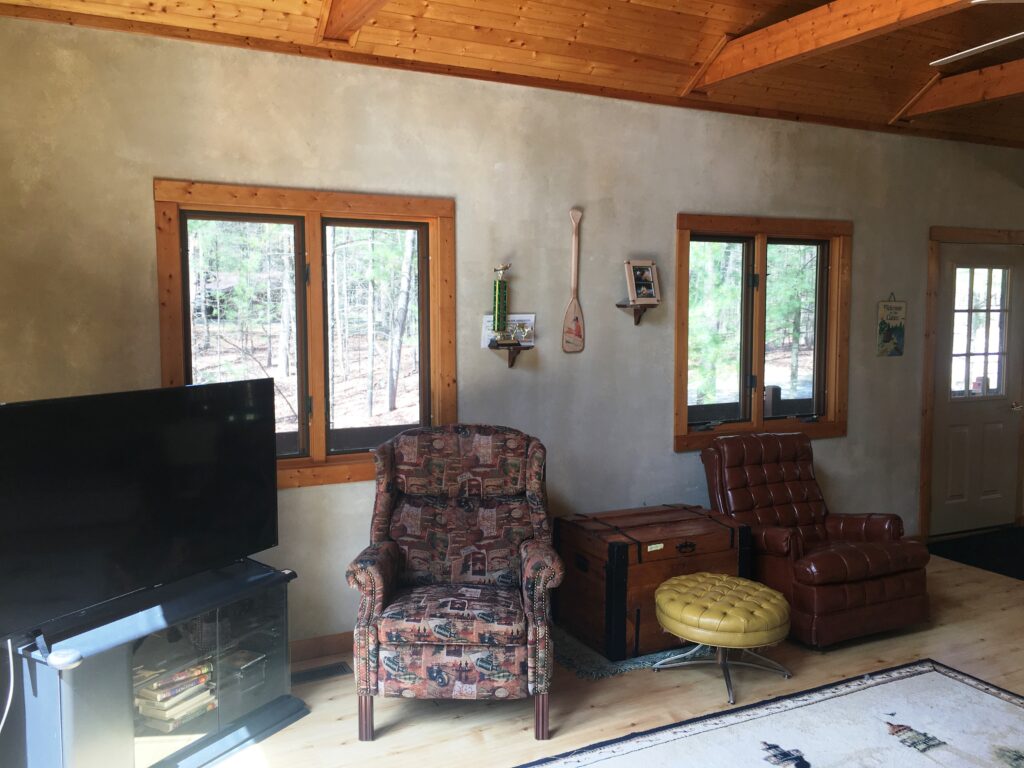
[4,0,1024,147]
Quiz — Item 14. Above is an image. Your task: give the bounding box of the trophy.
[492,263,515,345]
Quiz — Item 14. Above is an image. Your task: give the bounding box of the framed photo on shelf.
[625,260,660,305]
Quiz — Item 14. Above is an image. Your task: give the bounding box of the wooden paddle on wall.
[562,208,585,353]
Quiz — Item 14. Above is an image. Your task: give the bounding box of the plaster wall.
[2,18,1022,640]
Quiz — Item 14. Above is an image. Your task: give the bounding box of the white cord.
[0,638,13,736]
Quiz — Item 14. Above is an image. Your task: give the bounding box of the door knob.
[1012,401,1023,412]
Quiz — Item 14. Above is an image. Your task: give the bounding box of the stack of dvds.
[134,661,218,733]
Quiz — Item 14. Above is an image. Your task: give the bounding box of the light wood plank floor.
[223,557,1023,767]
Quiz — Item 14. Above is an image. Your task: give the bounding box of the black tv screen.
[0,379,278,641]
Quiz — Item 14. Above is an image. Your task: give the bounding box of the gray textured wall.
[2,18,1022,640]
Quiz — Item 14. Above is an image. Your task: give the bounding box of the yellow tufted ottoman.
[653,572,791,704]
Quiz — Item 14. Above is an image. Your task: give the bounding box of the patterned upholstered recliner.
[701,433,930,648]
[346,425,564,740]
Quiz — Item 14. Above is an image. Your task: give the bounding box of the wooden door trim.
[920,227,1024,537]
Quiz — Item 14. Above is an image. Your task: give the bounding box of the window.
[674,215,851,451]
[950,266,1008,399]
[155,180,457,487]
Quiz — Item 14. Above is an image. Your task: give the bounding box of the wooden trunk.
[554,504,750,661]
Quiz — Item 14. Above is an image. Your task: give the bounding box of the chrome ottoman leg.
[717,647,735,705]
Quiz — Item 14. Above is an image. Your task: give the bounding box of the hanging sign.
[877,293,906,357]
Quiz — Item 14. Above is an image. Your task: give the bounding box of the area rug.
[522,660,1024,767]
[552,626,714,680]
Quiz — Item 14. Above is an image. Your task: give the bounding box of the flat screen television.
[0,379,278,641]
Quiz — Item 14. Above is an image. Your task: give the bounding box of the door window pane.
[970,311,987,350]
[954,268,971,310]
[764,241,826,418]
[687,239,751,424]
[951,357,967,395]
[184,215,304,456]
[972,269,990,309]
[990,271,1005,309]
[969,355,987,396]
[988,311,1004,352]
[987,355,1004,395]
[951,266,1009,399]
[323,222,425,453]
[952,313,968,355]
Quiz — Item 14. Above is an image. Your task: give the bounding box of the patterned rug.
[523,660,1024,767]
[552,626,714,680]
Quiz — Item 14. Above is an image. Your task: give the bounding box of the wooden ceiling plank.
[624,0,822,27]
[906,56,1024,117]
[699,0,973,89]
[358,23,687,87]
[376,9,704,76]
[398,0,714,59]
[6,0,317,37]
[362,34,685,93]
[321,0,388,41]
[372,8,695,76]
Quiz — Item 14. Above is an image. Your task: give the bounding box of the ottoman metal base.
[653,644,791,705]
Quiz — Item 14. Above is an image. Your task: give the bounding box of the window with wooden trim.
[155,180,457,488]
[674,214,851,452]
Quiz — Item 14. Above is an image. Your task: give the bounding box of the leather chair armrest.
[520,539,565,621]
[826,513,904,542]
[346,541,401,621]
[751,526,803,559]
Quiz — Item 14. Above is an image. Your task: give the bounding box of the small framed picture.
[625,260,660,305]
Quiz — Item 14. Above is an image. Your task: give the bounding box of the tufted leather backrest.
[701,433,829,544]
[369,424,550,586]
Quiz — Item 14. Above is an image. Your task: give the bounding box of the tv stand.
[12,560,307,768]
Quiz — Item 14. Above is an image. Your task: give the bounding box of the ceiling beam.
[320,0,389,43]
[679,34,732,97]
[906,57,1024,117]
[699,0,972,89]
[889,73,942,124]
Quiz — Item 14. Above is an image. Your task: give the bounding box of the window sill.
[276,453,376,489]
[673,419,847,452]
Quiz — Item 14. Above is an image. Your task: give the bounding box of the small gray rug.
[552,626,714,680]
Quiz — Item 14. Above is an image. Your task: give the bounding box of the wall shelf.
[615,300,658,326]
[488,340,532,368]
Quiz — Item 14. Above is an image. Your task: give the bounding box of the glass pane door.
[951,266,1009,398]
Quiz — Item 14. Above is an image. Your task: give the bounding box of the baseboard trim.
[290,631,353,663]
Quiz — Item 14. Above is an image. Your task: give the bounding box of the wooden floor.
[223,557,1024,767]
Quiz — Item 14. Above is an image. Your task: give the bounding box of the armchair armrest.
[346,541,401,622]
[751,525,803,559]
[826,513,904,542]
[520,539,564,621]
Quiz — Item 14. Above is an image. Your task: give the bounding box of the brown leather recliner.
[701,433,930,648]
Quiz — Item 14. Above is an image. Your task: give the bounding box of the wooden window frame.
[154,179,457,489]
[673,214,852,452]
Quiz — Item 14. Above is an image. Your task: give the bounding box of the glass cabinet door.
[215,584,289,726]
[132,609,220,767]
[130,584,288,767]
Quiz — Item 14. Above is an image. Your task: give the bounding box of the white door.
[931,244,1024,536]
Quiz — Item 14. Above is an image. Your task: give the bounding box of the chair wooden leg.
[534,693,549,740]
[358,695,374,741]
